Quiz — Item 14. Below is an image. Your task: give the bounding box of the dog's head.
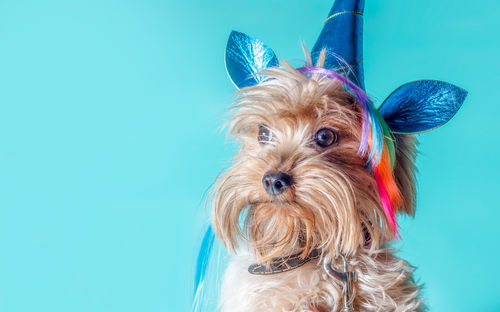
[212,59,421,263]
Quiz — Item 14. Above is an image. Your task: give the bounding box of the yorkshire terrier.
[195,1,467,311]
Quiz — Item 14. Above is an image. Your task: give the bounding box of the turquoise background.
[0,0,498,311]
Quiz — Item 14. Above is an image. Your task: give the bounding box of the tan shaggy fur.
[211,53,424,311]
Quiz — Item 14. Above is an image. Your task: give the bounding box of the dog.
[195,1,467,311]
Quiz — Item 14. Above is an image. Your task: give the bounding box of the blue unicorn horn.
[312,0,365,89]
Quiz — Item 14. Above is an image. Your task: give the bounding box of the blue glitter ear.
[378,80,467,134]
[225,31,279,89]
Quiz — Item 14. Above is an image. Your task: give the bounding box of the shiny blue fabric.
[378,80,468,134]
[192,225,215,312]
[193,225,215,297]
[312,0,365,89]
[225,31,279,89]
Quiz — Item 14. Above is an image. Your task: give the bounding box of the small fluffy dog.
[195,1,467,311]
[214,61,421,311]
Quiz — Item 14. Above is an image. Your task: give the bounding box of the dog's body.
[220,249,422,311]
[194,1,466,311]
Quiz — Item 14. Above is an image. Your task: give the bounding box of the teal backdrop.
[0,0,498,311]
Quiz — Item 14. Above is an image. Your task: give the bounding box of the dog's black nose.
[262,171,292,195]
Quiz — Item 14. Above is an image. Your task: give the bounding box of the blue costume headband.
[224,0,467,134]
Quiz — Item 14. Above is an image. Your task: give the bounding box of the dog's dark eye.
[315,128,337,147]
[258,125,273,144]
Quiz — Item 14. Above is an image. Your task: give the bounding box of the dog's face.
[212,66,417,262]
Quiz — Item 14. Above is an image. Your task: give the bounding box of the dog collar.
[248,226,371,276]
[248,249,321,275]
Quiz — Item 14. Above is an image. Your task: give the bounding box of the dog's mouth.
[255,199,295,207]
[247,199,302,217]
